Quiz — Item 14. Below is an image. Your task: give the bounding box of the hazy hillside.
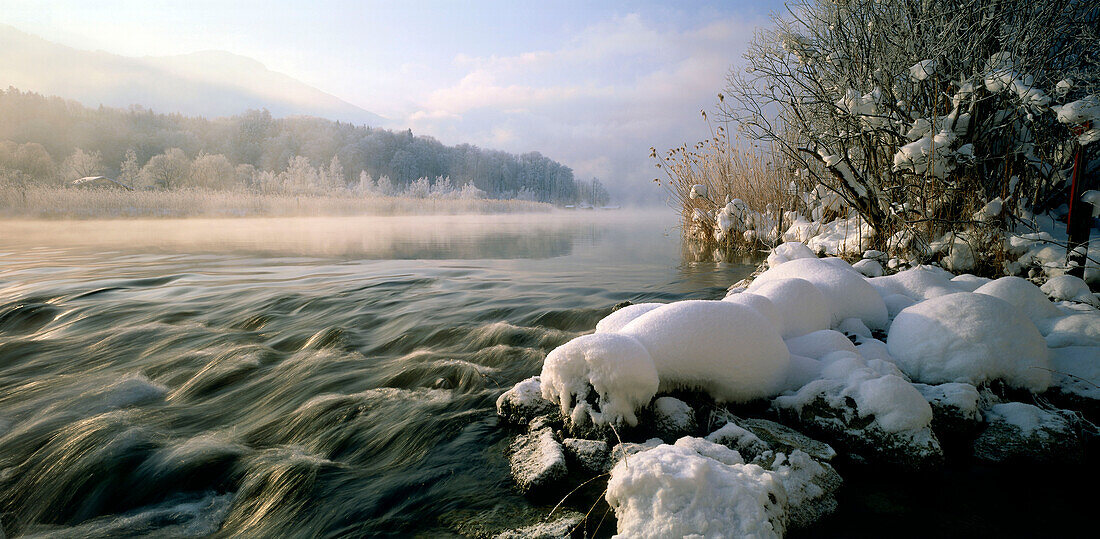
[0,24,386,126]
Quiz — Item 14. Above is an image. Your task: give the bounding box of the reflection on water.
[0,210,762,537]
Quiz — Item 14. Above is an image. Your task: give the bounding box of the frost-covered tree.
[405,176,432,198]
[141,148,190,189]
[723,0,1099,254]
[187,152,234,189]
[355,170,376,195]
[61,148,103,181]
[119,149,141,189]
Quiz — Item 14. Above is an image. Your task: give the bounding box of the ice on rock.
[508,428,568,493]
[887,293,1051,391]
[605,438,788,539]
[539,333,659,427]
[749,278,830,339]
[748,257,889,330]
[723,292,785,336]
[1041,275,1099,307]
[595,303,664,333]
[618,300,791,402]
[973,276,1062,326]
[784,330,858,361]
[706,422,771,460]
[767,241,817,268]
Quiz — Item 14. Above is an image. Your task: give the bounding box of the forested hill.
[0,88,609,204]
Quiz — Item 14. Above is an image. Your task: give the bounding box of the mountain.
[0,24,386,126]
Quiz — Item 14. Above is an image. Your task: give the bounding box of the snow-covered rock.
[785,330,858,360]
[749,257,889,330]
[495,512,584,539]
[974,276,1063,326]
[618,300,791,402]
[1041,275,1099,307]
[605,438,788,539]
[852,258,883,277]
[738,418,837,462]
[913,382,983,437]
[706,421,771,460]
[774,352,941,469]
[887,292,1051,391]
[540,333,659,427]
[496,376,557,426]
[760,450,842,530]
[767,241,817,268]
[722,292,785,336]
[972,403,1084,464]
[646,396,696,440]
[508,428,568,494]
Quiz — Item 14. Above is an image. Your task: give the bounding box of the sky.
[1,0,785,201]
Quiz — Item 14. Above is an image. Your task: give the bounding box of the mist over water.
[0,210,760,537]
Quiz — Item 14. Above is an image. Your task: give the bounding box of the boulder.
[497,377,557,426]
[972,402,1084,464]
[508,428,568,494]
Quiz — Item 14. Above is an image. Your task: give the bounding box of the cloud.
[402,12,765,202]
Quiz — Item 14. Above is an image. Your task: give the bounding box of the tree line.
[0,87,610,204]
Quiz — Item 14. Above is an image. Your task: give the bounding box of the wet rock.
[442,505,582,539]
[496,377,557,426]
[972,402,1084,464]
[508,428,568,494]
[561,438,609,475]
[774,395,942,470]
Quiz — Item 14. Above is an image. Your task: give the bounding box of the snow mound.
[618,300,791,402]
[767,241,817,268]
[1049,346,1100,399]
[869,265,962,301]
[749,278,830,339]
[539,333,659,426]
[1043,313,1100,348]
[887,292,1050,391]
[723,292,785,336]
[974,276,1063,326]
[595,303,664,333]
[852,258,883,277]
[784,330,858,361]
[1041,275,1099,307]
[606,438,787,539]
[749,257,888,329]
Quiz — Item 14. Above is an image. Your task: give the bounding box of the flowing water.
[0,210,762,537]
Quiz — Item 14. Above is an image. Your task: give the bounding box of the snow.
[912,382,981,419]
[722,292,785,336]
[909,59,936,81]
[767,241,817,268]
[689,184,709,199]
[887,292,1051,391]
[539,333,659,426]
[618,300,791,402]
[1049,346,1100,399]
[869,265,964,301]
[595,303,664,333]
[748,278,830,339]
[837,318,872,339]
[605,438,787,539]
[748,257,889,330]
[1041,275,1099,307]
[852,258,883,277]
[883,294,916,319]
[1051,95,1100,145]
[652,396,695,434]
[974,276,1063,325]
[784,330,857,361]
[706,422,770,458]
[1043,313,1100,348]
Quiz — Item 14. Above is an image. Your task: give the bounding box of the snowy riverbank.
[494,242,1099,537]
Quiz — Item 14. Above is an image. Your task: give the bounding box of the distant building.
[71,176,134,190]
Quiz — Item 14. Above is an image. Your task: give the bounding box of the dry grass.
[0,185,552,219]
[653,118,793,248]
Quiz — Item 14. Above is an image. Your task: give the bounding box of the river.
[0,210,763,537]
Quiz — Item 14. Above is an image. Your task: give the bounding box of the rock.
[774,394,943,470]
[606,438,663,473]
[508,428,568,494]
[913,382,983,439]
[756,449,843,530]
[496,377,558,426]
[441,505,583,539]
[738,418,837,462]
[972,402,1084,464]
[561,438,609,475]
[644,396,696,440]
